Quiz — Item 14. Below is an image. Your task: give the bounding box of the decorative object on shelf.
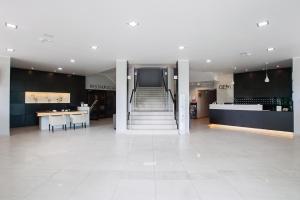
[265,62,270,83]
[25,92,70,104]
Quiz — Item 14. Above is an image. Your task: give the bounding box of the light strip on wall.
[208,124,294,139]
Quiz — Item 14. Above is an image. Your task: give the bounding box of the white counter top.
[209,104,263,111]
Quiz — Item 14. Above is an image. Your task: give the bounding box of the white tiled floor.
[1,118,300,200]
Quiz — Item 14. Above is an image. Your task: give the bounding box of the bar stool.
[70,114,87,130]
[49,115,67,132]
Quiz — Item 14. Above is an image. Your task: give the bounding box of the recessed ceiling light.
[206,59,212,63]
[58,67,63,71]
[257,20,269,27]
[6,48,15,52]
[5,22,18,29]
[240,52,252,56]
[91,45,98,50]
[267,47,275,52]
[128,21,139,27]
[70,59,75,63]
[178,46,185,50]
[276,65,280,68]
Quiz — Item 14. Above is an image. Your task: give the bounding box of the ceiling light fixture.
[206,59,212,63]
[240,52,252,56]
[257,20,269,27]
[91,45,98,50]
[265,63,270,83]
[178,46,185,50]
[267,47,275,52]
[276,65,280,68]
[70,59,75,63]
[128,21,139,27]
[5,22,18,29]
[58,67,63,71]
[6,48,15,52]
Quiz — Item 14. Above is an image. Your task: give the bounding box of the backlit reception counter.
[37,107,90,130]
[209,104,294,137]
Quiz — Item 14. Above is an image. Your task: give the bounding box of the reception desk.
[37,107,89,130]
[209,104,294,132]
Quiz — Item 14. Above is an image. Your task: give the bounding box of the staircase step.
[129,115,175,120]
[128,119,176,125]
[131,111,174,116]
[129,124,178,130]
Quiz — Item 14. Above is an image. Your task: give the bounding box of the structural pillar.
[178,59,190,134]
[293,57,300,135]
[0,56,10,136]
[116,59,128,133]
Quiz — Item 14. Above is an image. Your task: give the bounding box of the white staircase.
[128,87,177,130]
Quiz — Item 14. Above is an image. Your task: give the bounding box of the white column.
[293,57,300,134]
[116,59,128,133]
[178,59,190,135]
[0,56,10,136]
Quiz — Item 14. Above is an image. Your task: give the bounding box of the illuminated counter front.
[37,107,89,130]
[209,104,294,133]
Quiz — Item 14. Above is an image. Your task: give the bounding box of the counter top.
[37,111,87,117]
[209,104,263,111]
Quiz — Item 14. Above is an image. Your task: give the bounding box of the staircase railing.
[90,99,99,112]
[128,79,138,118]
[162,77,178,129]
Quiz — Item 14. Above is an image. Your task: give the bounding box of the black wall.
[234,68,292,98]
[10,68,86,128]
[137,68,163,87]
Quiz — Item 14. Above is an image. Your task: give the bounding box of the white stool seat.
[70,114,87,129]
[49,115,67,132]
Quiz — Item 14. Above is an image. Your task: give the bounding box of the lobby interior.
[1,0,300,200]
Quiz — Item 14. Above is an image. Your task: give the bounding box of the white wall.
[86,68,116,90]
[178,59,190,134]
[189,70,216,82]
[116,59,127,133]
[293,57,300,134]
[216,73,234,104]
[0,56,10,136]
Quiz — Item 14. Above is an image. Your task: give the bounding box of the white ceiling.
[0,0,300,75]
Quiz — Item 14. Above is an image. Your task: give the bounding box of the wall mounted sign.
[25,92,70,104]
[88,84,115,90]
[218,84,232,89]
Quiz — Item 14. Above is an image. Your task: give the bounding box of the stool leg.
[49,124,50,131]
[84,123,86,128]
[70,122,72,129]
[73,124,75,130]
[52,126,54,132]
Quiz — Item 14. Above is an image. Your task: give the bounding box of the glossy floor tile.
[1,118,299,200]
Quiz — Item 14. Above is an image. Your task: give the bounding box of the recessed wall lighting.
[58,67,63,71]
[91,45,98,50]
[178,46,185,50]
[206,59,212,63]
[257,20,269,27]
[70,59,75,63]
[128,21,139,27]
[6,48,15,52]
[5,22,18,29]
[267,47,275,52]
